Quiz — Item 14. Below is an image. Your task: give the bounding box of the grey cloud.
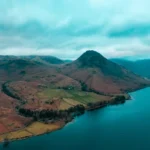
[107,23,150,38]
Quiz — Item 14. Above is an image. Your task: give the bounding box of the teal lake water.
[1,87,150,150]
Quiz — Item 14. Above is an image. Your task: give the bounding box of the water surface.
[1,88,150,150]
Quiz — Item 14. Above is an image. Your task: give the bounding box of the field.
[38,89,112,108]
[26,122,62,135]
[0,80,113,141]
[5,81,112,111]
[0,80,113,142]
[0,122,64,142]
[0,84,128,142]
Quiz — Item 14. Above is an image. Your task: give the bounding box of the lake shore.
[1,87,150,150]
[0,85,147,144]
[0,94,131,143]
[0,121,65,143]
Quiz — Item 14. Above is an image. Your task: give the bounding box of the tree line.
[112,95,126,104]
[87,95,126,110]
[18,105,85,122]
[2,82,21,100]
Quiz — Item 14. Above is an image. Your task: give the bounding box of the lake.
[1,87,150,150]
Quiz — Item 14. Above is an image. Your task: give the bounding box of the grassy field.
[0,122,63,142]
[26,122,61,135]
[0,88,113,142]
[8,130,32,140]
[38,89,111,106]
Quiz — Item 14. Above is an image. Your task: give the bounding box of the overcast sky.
[0,0,150,59]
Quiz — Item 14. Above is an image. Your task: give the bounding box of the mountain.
[0,50,150,141]
[30,56,64,65]
[111,59,150,79]
[62,50,149,94]
[0,55,65,65]
[0,51,149,94]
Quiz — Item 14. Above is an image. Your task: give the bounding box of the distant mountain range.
[0,54,150,80]
[0,55,64,65]
[0,51,149,93]
[111,59,150,79]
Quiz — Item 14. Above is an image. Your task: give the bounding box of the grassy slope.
[38,89,112,106]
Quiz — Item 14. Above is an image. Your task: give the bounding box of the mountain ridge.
[111,58,150,79]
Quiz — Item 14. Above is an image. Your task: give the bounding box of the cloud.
[107,23,150,38]
[0,0,150,59]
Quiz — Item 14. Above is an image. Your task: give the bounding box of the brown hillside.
[62,50,150,94]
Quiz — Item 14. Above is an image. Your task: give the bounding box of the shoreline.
[0,121,66,143]
[0,86,148,144]
[0,97,130,143]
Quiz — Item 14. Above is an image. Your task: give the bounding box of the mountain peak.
[81,50,103,57]
[77,50,107,67]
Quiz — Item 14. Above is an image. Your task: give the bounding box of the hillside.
[111,59,150,79]
[62,50,149,94]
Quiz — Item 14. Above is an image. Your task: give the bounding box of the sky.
[0,0,150,60]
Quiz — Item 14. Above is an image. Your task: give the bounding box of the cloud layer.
[0,0,150,59]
